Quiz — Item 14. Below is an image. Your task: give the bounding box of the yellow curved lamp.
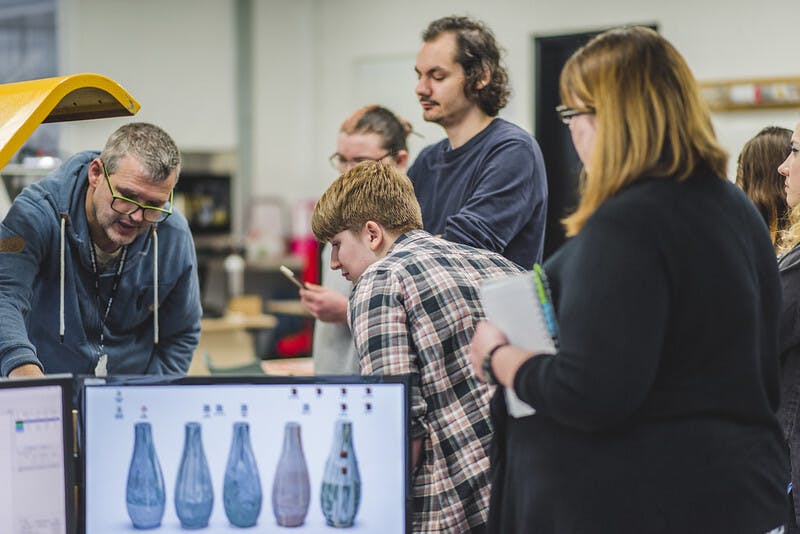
[0,73,140,169]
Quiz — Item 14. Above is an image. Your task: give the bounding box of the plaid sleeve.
[350,269,427,437]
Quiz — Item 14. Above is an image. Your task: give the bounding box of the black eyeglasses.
[101,160,173,223]
[328,150,396,171]
[556,105,595,125]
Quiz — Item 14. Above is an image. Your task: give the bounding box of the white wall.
[309,0,800,187]
[57,0,237,155]
[55,0,800,204]
[251,0,316,201]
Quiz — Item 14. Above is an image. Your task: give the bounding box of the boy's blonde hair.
[312,161,423,242]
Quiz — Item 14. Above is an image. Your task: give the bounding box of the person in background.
[299,105,410,375]
[777,121,800,532]
[0,122,201,377]
[469,27,788,532]
[312,161,524,532]
[410,15,548,268]
[737,126,793,250]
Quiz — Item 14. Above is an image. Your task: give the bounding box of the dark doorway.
[534,24,657,259]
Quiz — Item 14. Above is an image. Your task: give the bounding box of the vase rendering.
[271,421,311,526]
[320,419,361,527]
[223,422,262,527]
[174,422,214,529]
[126,422,166,529]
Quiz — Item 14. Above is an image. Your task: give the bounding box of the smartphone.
[280,265,307,290]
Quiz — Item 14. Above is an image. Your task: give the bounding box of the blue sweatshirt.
[0,151,202,376]
[408,118,548,269]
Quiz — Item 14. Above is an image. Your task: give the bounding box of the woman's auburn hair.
[735,126,791,250]
[559,26,728,237]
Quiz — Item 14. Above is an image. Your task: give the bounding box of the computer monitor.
[0,374,75,534]
[81,375,410,533]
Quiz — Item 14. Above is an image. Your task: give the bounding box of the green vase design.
[320,419,361,527]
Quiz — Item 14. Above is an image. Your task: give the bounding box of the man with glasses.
[299,105,411,375]
[410,15,548,268]
[0,122,201,378]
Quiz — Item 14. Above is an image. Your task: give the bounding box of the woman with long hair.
[737,126,792,249]
[777,121,800,531]
[470,27,788,532]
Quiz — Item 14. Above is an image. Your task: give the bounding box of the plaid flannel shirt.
[349,230,525,533]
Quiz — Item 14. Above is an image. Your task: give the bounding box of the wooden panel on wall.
[700,77,800,112]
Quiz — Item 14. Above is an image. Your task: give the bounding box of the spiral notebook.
[480,265,558,418]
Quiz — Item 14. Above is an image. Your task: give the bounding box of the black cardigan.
[777,243,800,529]
[490,173,790,533]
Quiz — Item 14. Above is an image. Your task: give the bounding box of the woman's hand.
[470,320,536,388]
[299,283,349,323]
[469,321,509,382]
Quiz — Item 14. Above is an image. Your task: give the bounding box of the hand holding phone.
[280,265,307,290]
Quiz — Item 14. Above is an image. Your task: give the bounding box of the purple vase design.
[320,419,361,527]
[271,421,310,526]
[125,422,166,529]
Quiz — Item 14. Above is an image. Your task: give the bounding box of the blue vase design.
[320,419,361,527]
[271,421,311,526]
[174,422,214,529]
[223,422,262,527]
[126,422,166,529]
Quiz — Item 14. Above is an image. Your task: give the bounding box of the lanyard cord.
[88,242,128,362]
[59,214,66,342]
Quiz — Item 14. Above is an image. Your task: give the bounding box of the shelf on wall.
[699,76,800,112]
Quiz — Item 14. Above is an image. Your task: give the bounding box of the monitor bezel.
[0,373,76,534]
[78,373,412,533]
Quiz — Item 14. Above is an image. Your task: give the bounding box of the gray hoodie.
[0,150,201,376]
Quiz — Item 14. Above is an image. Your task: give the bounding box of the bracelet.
[481,342,509,385]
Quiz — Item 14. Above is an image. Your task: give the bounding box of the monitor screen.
[173,172,231,235]
[0,375,75,534]
[81,376,409,533]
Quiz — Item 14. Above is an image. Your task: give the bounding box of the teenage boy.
[311,161,524,532]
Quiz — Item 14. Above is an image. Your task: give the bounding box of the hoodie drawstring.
[152,225,159,345]
[60,218,161,350]
[59,213,67,343]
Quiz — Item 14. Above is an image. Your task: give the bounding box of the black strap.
[88,242,127,361]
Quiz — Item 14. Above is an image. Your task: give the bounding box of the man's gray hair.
[100,122,181,183]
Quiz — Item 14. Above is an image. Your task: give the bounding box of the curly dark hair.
[422,16,510,117]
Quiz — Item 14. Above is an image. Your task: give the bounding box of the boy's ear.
[364,220,384,252]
